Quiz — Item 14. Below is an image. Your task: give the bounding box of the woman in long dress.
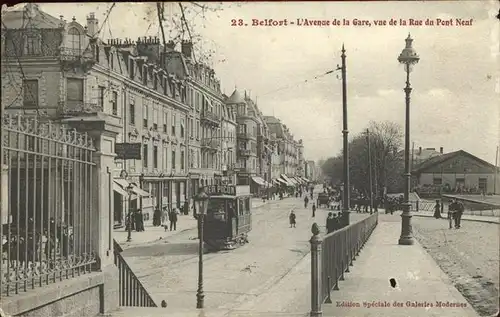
[433,200,442,218]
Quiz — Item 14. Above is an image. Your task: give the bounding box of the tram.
[202,185,252,251]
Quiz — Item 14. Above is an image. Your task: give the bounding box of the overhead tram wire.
[259,69,338,97]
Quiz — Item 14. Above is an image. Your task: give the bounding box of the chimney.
[181,40,193,59]
[86,12,99,38]
[166,40,176,50]
[419,147,422,155]
[440,147,443,154]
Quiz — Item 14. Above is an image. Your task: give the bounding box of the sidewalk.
[114,198,271,249]
[413,211,499,224]
[321,221,480,317]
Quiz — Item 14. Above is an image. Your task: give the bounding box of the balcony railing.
[201,138,219,150]
[237,132,254,140]
[238,149,252,157]
[201,111,220,125]
[58,101,103,116]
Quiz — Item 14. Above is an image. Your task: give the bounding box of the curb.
[413,213,499,225]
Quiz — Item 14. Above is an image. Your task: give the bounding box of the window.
[190,118,194,138]
[111,91,118,115]
[181,150,185,170]
[180,118,185,138]
[68,27,81,53]
[143,144,148,168]
[143,105,148,128]
[67,78,83,104]
[24,31,41,55]
[97,86,105,110]
[190,149,194,168]
[153,109,158,131]
[172,150,176,170]
[171,113,176,135]
[478,178,487,192]
[23,79,38,108]
[163,111,168,133]
[153,145,158,168]
[129,104,135,125]
[196,120,200,139]
[433,178,442,185]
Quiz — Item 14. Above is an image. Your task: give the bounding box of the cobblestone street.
[412,216,499,316]
[121,196,369,311]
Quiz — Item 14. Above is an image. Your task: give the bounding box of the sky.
[6,1,499,164]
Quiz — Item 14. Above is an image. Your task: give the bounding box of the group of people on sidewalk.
[433,199,464,229]
[125,202,191,233]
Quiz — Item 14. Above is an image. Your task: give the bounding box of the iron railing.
[113,240,157,307]
[309,212,378,315]
[200,111,220,125]
[1,114,97,298]
[57,101,103,116]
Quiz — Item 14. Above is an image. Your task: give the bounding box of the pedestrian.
[289,210,296,228]
[153,207,162,226]
[304,196,309,208]
[333,213,341,230]
[135,209,144,232]
[312,203,316,218]
[169,208,178,231]
[184,200,189,215]
[448,200,455,229]
[433,200,442,219]
[455,201,464,229]
[326,212,335,234]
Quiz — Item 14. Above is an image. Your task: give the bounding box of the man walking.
[312,203,316,218]
[304,195,309,208]
[326,212,335,234]
[448,200,455,229]
[455,200,464,229]
[169,208,178,231]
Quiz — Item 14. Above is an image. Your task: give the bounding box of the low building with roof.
[412,149,500,197]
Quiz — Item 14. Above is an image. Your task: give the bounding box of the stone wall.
[2,266,118,317]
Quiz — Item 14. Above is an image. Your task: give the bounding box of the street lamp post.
[340,44,350,226]
[126,183,134,242]
[366,129,373,214]
[194,188,209,308]
[397,34,420,245]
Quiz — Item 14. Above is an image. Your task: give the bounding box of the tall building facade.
[1,5,231,226]
[264,116,302,178]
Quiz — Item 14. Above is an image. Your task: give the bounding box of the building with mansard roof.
[263,116,303,183]
[1,4,232,228]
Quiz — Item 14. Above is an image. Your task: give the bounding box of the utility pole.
[340,44,350,226]
[366,129,373,213]
[495,145,499,194]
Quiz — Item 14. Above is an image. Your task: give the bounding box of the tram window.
[238,199,244,216]
[244,198,250,213]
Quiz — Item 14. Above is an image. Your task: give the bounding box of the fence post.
[310,223,323,317]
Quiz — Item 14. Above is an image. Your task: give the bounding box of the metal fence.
[113,240,157,307]
[1,114,97,298]
[310,213,378,316]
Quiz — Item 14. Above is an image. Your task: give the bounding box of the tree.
[321,120,405,195]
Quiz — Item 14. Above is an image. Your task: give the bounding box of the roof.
[412,150,497,174]
[226,89,245,104]
[414,148,442,162]
[2,4,62,29]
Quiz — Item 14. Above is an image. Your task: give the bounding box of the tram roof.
[209,194,252,200]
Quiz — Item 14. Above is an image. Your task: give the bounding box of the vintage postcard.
[0,1,499,317]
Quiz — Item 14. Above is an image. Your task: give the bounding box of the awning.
[278,176,294,186]
[302,177,310,183]
[272,179,281,185]
[114,178,130,188]
[294,177,304,184]
[275,178,287,185]
[131,185,151,197]
[113,181,129,196]
[251,176,266,186]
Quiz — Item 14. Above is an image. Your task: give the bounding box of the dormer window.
[68,27,81,53]
[23,30,41,56]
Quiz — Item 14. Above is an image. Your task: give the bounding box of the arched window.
[68,27,81,53]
